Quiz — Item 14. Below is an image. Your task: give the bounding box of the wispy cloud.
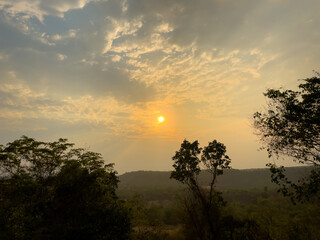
[0,0,96,21]
[0,0,319,171]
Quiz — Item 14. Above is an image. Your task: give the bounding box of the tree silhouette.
[253,74,320,202]
[0,136,131,240]
[171,139,230,240]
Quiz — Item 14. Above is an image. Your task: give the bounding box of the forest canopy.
[0,136,130,240]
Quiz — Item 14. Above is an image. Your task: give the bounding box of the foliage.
[0,136,131,240]
[124,186,320,240]
[124,194,183,240]
[268,164,320,203]
[253,74,320,202]
[170,139,231,240]
[120,175,320,240]
[171,140,231,202]
[226,190,320,240]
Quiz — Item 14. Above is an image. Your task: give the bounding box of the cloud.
[0,0,319,141]
[0,0,320,174]
[0,0,96,22]
[0,69,158,138]
[44,29,78,44]
[0,81,168,138]
[111,55,121,62]
[57,53,67,60]
[102,16,143,54]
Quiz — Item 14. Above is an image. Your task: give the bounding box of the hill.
[118,166,312,191]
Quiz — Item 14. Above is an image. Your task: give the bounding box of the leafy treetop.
[0,136,130,240]
[253,73,320,202]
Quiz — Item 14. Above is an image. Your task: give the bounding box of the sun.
[158,116,164,123]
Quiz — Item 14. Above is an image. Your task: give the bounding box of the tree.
[170,139,231,240]
[253,74,320,202]
[0,136,131,240]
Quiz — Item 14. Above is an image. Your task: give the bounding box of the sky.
[0,0,319,173]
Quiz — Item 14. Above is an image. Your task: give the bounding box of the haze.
[0,0,319,173]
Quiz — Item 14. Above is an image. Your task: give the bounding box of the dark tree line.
[0,136,130,240]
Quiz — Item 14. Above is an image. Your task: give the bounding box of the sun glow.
[158,116,164,123]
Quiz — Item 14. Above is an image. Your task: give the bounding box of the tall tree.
[0,136,131,240]
[171,139,231,240]
[253,74,320,202]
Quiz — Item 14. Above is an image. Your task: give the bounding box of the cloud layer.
[0,0,319,172]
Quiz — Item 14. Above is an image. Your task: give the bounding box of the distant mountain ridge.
[119,166,312,191]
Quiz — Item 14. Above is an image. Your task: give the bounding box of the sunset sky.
[0,0,319,173]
